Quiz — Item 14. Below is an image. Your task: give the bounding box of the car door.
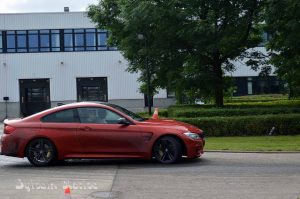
[40,108,83,158]
[77,107,145,157]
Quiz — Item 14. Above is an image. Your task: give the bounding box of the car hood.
[139,118,202,133]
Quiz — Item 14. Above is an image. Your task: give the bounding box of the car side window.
[41,109,80,123]
[78,107,122,124]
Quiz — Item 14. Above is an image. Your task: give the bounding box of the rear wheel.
[26,138,57,167]
[153,136,183,164]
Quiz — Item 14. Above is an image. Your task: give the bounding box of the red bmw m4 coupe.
[1,102,205,166]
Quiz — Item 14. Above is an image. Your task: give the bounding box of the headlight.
[184,132,200,140]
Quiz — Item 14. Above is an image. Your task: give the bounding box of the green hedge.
[176,114,300,136]
[224,94,288,103]
[169,99,300,109]
[225,100,300,107]
[170,107,300,118]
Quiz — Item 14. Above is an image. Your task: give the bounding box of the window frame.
[85,28,97,51]
[6,30,17,53]
[41,108,80,123]
[16,30,27,52]
[39,30,51,52]
[0,31,3,53]
[1,28,114,54]
[28,30,39,52]
[77,106,128,125]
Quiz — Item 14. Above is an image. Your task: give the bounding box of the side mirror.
[118,118,131,125]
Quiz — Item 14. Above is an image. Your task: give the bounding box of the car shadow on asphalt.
[1,157,212,169]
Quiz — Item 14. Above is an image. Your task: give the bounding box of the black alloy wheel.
[26,138,56,167]
[153,136,183,164]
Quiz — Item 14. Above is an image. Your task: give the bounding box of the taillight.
[4,125,16,134]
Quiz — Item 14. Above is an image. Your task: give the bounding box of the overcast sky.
[0,0,98,13]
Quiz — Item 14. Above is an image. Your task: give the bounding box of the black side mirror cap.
[118,118,131,125]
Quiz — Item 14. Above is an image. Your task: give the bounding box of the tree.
[265,0,300,98]
[88,0,264,107]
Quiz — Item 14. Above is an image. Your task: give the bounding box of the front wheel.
[153,136,183,164]
[26,138,57,167]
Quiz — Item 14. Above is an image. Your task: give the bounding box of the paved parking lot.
[0,151,299,199]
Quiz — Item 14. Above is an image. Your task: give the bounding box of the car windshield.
[105,103,147,121]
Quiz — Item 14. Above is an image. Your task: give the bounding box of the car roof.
[63,101,107,106]
[22,101,115,121]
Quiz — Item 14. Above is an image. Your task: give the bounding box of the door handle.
[79,126,92,131]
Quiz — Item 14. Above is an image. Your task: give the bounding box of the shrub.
[175,114,300,136]
[170,107,300,118]
[225,100,300,107]
[169,99,300,109]
[224,94,288,103]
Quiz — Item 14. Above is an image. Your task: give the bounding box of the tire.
[153,136,183,164]
[26,138,57,167]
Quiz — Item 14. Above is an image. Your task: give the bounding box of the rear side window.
[41,109,80,123]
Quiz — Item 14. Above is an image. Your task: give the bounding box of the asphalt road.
[0,152,299,199]
[1,123,300,199]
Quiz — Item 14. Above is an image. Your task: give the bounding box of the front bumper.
[185,138,205,158]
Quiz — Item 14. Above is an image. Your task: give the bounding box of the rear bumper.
[0,134,19,157]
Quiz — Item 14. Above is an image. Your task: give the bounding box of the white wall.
[0,12,94,30]
[226,47,276,77]
[0,12,168,103]
[0,51,148,102]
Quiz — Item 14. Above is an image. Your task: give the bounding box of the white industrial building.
[0,11,282,119]
[0,11,174,119]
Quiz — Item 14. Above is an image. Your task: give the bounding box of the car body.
[1,102,205,166]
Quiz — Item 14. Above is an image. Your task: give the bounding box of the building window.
[167,89,176,98]
[63,28,109,52]
[74,29,85,51]
[97,30,108,50]
[2,28,112,54]
[258,32,271,47]
[17,31,27,52]
[40,30,50,52]
[86,29,96,50]
[7,31,16,52]
[64,29,73,51]
[51,30,60,51]
[0,32,2,53]
[28,30,39,52]
[5,29,61,53]
[247,77,253,95]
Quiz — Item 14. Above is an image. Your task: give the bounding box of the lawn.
[205,135,300,151]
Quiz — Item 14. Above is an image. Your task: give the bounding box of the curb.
[205,150,300,154]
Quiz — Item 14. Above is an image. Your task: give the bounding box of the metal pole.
[5,101,8,119]
[138,34,152,115]
[145,39,152,115]
[146,57,152,115]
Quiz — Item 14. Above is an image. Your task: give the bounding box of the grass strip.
[205,135,300,151]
